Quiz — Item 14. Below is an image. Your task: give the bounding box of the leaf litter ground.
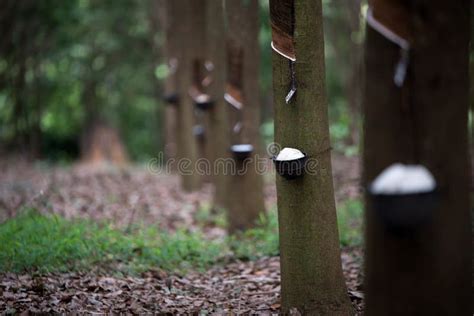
[0,155,363,314]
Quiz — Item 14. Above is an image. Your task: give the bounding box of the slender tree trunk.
[29,70,42,160]
[206,0,230,209]
[79,64,128,165]
[189,0,212,179]
[226,0,266,232]
[467,0,473,310]
[28,73,42,160]
[270,0,352,314]
[151,0,177,166]
[171,0,201,191]
[163,86,178,165]
[12,58,27,156]
[80,77,99,160]
[363,1,471,315]
[470,1,474,262]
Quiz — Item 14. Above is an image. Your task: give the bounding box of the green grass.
[195,202,228,229]
[0,201,362,274]
[0,210,224,274]
[229,212,280,260]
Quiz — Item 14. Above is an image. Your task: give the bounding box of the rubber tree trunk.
[470,0,474,213]
[171,0,201,191]
[363,1,472,315]
[163,77,178,165]
[225,0,266,232]
[270,0,352,314]
[205,0,230,210]
[189,0,212,183]
[152,0,178,167]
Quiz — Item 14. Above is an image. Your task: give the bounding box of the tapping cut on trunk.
[271,0,298,103]
[270,0,296,61]
[225,39,244,109]
[368,0,412,45]
[366,0,413,86]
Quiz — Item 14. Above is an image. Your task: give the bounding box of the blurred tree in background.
[0,0,365,162]
[0,0,80,159]
[0,0,157,162]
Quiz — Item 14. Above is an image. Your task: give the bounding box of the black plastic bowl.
[194,99,215,111]
[368,187,438,231]
[230,144,254,161]
[163,92,179,105]
[272,154,308,180]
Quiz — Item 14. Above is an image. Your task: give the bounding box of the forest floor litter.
[0,249,363,314]
[0,155,363,314]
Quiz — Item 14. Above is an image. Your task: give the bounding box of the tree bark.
[225,0,266,232]
[189,0,212,180]
[151,0,178,166]
[170,0,202,191]
[470,0,474,235]
[363,1,472,315]
[79,61,129,165]
[80,75,128,166]
[270,0,352,314]
[470,0,474,207]
[471,2,474,308]
[206,0,230,209]
[163,88,178,165]
[80,76,99,161]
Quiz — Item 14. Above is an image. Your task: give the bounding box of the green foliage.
[260,120,274,149]
[0,209,222,274]
[0,0,363,161]
[130,228,225,273]
[0,209,123,273]
[0,0,160,161]
[195,202,228,229]
[337,199,364,246]
[330,120,359,156]
[229,211,280,260]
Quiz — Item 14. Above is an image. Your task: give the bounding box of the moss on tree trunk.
[270,0,352,314]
